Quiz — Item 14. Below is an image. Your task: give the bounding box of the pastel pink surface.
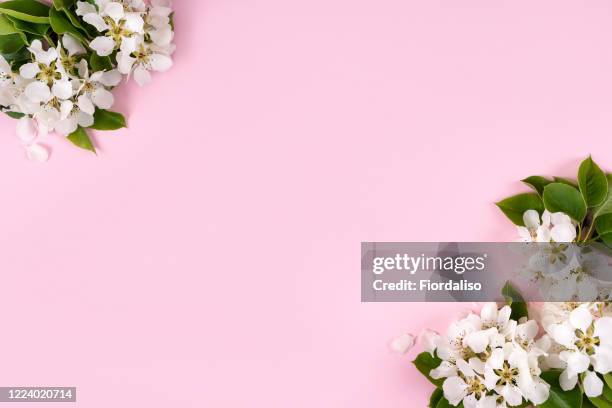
[1,0,612,406]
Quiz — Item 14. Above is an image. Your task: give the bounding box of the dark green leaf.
[579,156,608,207]
[522,176,552,197]
[429,388,443,408]
[5,15,48,36]
[91,109,127,130]
[52,0,76,10]
[0,0,50,24]
[49,7,84,41]
[593,175,612,220]
[554,176,579,188]
[67,126,96,153]
[412,352,443,387]
[501,281,528,320]
[538,370,583,408]
[589,396,612,408]
[496,193,544,226]
[3,111,25,119]
[596,214,612,236]
[90,53,112,72]
[0,33,25,54]
[435,396,462,408]
[543,183,587,223]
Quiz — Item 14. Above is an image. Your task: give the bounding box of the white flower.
[547,304,612,397]
[145,0,174,46]
[0,55,13,88]
[19,40,72,103]
[83,1,145,56]
[75,60,121,114]
[389,333,415,354]
[55,100,94,136]
[59,34,86,74]
[517,210,576,243]
[116,36,173,86]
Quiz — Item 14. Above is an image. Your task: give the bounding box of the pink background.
[1,0,612,406]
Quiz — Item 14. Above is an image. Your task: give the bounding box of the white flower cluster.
[539,303,612,398]
[77,0,174,86]
[517,210,610,301]
[0,0,175,161]
[421,303,550,408]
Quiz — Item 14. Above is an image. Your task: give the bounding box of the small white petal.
[133,66,151,86]
[595,318,612,347]
[19,63,40,79]
[16,117,37,144]
[54,117,78,136]
[150,53,173,72]
[60,100,73,120]
[419,329,440,356]
[389,333,414,355]
[551,224,577,242]
[442,376,468,406]
[77,112,94,128]
[565,351,591,377]
[430,361,457,379]
[99,69,122,87]
[91,88,114,109]
[149,26,173,46]
[501,384,523,406]
[77,95,95,115]
[464,330,489,354]
[62,34,86,56]
[124,13,144,33]
[90,36,116,57]
[84,13,109,32]
[104,2,125,21]
[583,371,604,397]
[25,82,51,103]
[570,305,593,333]
[52,80,73,100]
[486,348,504,370]
[75,1,97,16]
[559,369,578,391]
[523,210,541,229]
[25,143,49,162]
[593,346,612,374]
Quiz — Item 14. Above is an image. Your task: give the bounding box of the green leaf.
[585,396,600,408]
[0,0,50,24]
[52,0,76,10]
[412,352,443,387]
[601,233,612,248]
[90,52,112,72]
[596,214,612,236]
[538,370,583,408]
[429,388,443,408]
[554,176,579,188]
[602,384,612,402]
[0,33,25,54]
[604,374,612,389]
[91,109,127,130]
[589,396,612,408]
[522,176,552,197]
[5,15,48,36]
[3,111,25,119]
[593,175,612,220]
[501,281,528,320]
[435,396,462,408]
[579,156,608,207]
[543,183,587,223]
[496,193,544,226]
[67,126,96,153]
[49,7,84,41]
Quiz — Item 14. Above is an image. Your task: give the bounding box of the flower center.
[36,62,62,87]
[105,17,133,45]
[466,376,487,399]
[575,324,600,355]
[494,362,518,386]
[130,43,151,65]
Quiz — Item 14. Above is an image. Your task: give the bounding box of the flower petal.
[150,52,173,72]
[25,142,49,162]
[77,94,95,115]
[418,329,440,356]
[91,88,114,109]
[25,82,51,103]
[90,36,116,57]
[133,65,151,86]
[523,210,541,229]
[76,1,97,16]
[62,34,86,56]
[16,117,37,144]
[52,80,73,100]
[551,224,576,242]
[389,333,414,355]
[83,13,109,32]
[570,305,593,333]
[19,62,40,79]
[559,369,578,391]
[583,371,604,397]
[104,2,125,22]
[442,376,468,406]
[124,13,144,33]
[99,69,122,87]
